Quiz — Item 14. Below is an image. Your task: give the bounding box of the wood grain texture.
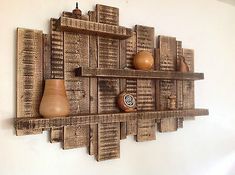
[63,15,90,149]
[97,123,120,161]
[63,125,89,149]
[136,25,156,141]
[50,19,64,79]
[176,41,184,128]
[16,28,43,135]
[15,109,209,130]
[75,67,204,80]
[157,35,178,132]
[88,10,98,156]
[50,127,63,143]
[58,17,132,39]
[182,49,195,120]
[96,5,121,161]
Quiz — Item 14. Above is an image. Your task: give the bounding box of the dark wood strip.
[75,67,204,80]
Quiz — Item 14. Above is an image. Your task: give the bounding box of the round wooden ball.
[117,92,136,112]
[133,51,154,70]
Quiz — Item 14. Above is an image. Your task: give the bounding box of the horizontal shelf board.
[57,17,133,39]
[75,67,204,80]
[15,109,209,130]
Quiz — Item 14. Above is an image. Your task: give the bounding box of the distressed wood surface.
[182,49,195,120]
[96,4,120,161]
[16,28,43,135]
[58,17,132,39]
[15,109,209,130]
[136,25,156,141]
[125,32,137,136]
[157,35,178,132]
[176,41,184,128]
[50,19,64,79]
[97,123,120,161]
[63,15,90,149]
[88,10,98,156]
[75,67,204,80]
[63,125,89,149]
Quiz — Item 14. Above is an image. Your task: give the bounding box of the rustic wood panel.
[96,4,119,25]
[136,25,156,141]
[50,127,63,143]
[15,109,209,130]
[96,5,121,161]
[176,41,184,128]
[88,10,98,156]
[119,39,127,139]
[63,15,90,149]
[97,123,120,161]
[182,49,195,120]
[58,17,132,39]
[50,19,64,79]
[16,28,43,135]
[63,125,89,149]
[157,35,178,132]
[43,34,51,80]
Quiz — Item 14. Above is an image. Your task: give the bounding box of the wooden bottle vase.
[39,79,70,118]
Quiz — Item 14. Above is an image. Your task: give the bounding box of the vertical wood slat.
[50,19,64,79]
[50,19,65,141]
[96,4,120,161]
[125,32,137,136]
[16,28,43,135]
[119,39,127,140]
[88,10,98,156]
[63,15,90,149]
[182,49,195,120]
[176,41,184,128]
[157,36,178,132]
[135,25,156,141]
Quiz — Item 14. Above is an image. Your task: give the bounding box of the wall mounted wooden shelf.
[15,109,208,130]
[15,3,209,161]
[58,17,133,39]
[75,67,204,80]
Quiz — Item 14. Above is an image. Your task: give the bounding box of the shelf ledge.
[15,109,209,130]
[75,67,204,80]
[57,17,133,39]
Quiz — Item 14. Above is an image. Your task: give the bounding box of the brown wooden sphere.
[133,51,154,70]
[117,92,136,112]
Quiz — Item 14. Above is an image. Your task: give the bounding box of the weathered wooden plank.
[182,49,195,120]
[63,15,90,149]
[96,4,119,25]
[50,127,63,143]
[75,67,204,80]
[63,125,89,149]
[96,5,121,161]
[88,10,98,156]
[157,35,178,132]
[43,34,51,80]
[16,28,43,135]
[97,123,120,161]
[176,41,184,128]
[50,18,64,79]
[58,17,132,39]
[125,32,137,136]
[136,25,156,141]
[15,109,209,130]
[119,39,127,139]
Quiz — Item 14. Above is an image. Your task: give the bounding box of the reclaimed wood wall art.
[15,3,209,161]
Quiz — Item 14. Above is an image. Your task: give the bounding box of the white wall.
[1,0,235,175]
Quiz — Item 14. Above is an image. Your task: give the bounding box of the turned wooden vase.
[39,79,70,118]
[133,51,154,70]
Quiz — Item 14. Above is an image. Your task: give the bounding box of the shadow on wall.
[217,0,235,6]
